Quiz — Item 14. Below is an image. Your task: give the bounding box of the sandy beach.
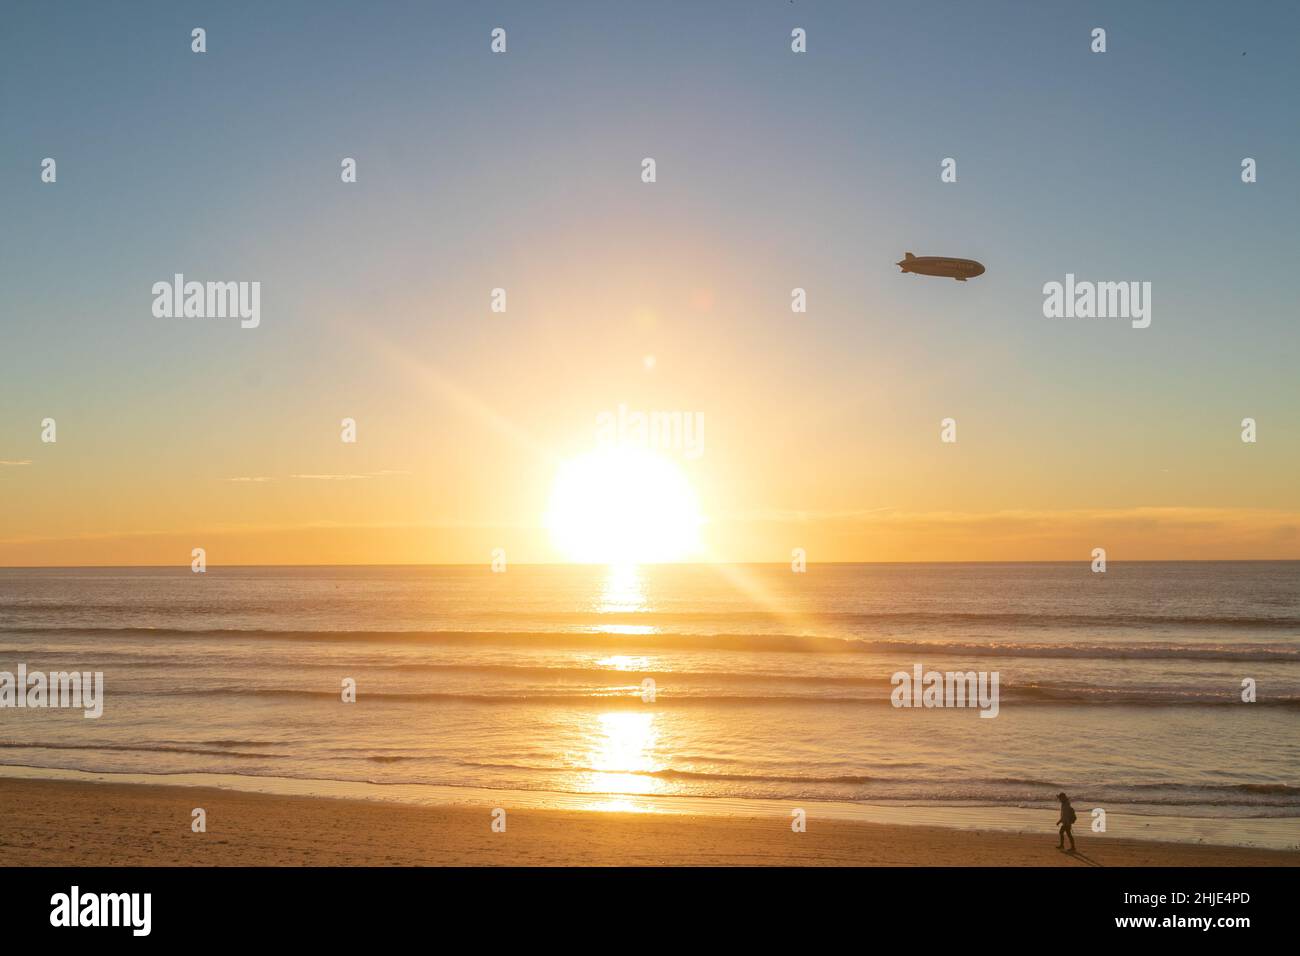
[2,778,1295,867]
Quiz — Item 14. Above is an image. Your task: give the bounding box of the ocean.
[2,562,1297,847]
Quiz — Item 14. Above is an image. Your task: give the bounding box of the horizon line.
[3,558,1298,570]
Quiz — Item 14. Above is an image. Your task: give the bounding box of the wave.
[1006,684,1300,706]
[99,685,1300,708]
[507,609,1300,630]
[2,755,1293,813]
[8,607,1300,629]
[603,771,1300,803]
[0,740,281,759]
[4,747,1294,810]
[6,627,1297,661]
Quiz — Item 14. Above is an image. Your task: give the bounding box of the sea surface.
[2,563,1298,847]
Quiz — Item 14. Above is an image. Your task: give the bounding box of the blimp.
[896,252,985,281]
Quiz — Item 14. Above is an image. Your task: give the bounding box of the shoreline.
[2,773,1296,867]
[2,763,1297,850]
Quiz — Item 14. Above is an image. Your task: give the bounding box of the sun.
[545,446,703,564]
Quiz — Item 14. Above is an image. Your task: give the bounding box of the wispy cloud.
[0,460,33,467]
[224,471,410,483]
[290,471,410,481]
[719,506,893,522]
[708,506,1300,561]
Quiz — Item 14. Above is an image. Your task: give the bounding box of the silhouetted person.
[1055,792,1077,851]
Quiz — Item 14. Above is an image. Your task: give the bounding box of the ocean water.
[2,563,1298,846]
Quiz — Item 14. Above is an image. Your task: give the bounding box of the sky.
[2,0,1299,565]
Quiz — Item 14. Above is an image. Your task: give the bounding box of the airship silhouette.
[896,252,985,281]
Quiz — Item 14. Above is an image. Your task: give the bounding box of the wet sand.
[2,778,1296,866]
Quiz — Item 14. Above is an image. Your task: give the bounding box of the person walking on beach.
[1055,792,1077,851]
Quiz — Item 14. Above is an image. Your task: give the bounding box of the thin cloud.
[291,471,409,481]
[224,471,410,483]
[720,506,893,522]
[0,460,33,466]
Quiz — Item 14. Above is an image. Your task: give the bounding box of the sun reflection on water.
[595,654,654,671]
[588,563,656,635]
[597,563,646,613]
[570,566,666,806]
[578,710,661,796]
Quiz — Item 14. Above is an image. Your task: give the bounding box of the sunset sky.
[2,1,1299,565]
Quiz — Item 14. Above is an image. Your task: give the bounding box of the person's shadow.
[1059,847,1104,867]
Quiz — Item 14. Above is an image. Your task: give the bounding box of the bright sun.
[545,447,703,564]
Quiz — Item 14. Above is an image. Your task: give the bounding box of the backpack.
[1064,804,1077,825]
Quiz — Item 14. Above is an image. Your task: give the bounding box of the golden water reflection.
[578,711,661,796]
[590,563,655,635]
[595,654,654,671]
[597,563,645,612]
[575,567,663,803]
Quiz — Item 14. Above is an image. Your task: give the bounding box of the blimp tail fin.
[904,252,915,260]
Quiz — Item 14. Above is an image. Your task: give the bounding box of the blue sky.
[2,1,1298,563]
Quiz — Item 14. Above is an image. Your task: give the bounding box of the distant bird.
[896,252,985,281]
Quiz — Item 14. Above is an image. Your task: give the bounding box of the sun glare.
[580,711,660,796]
[545,447,702,564]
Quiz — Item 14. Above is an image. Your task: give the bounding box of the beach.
[3,563,1298,858]
[3,778,1296,867]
